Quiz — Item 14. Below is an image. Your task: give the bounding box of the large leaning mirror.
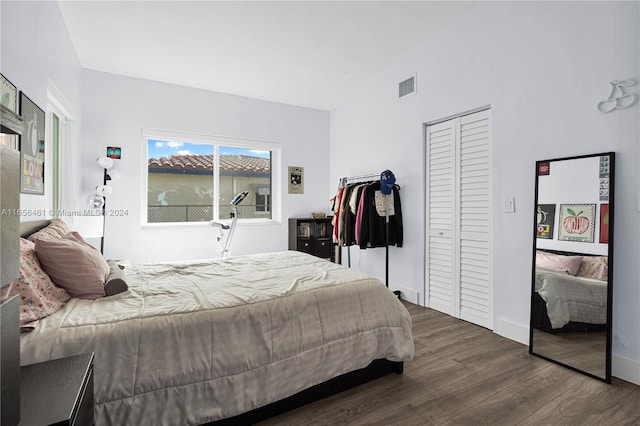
[530,152,614,383]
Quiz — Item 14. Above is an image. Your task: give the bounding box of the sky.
[147,139,270,159]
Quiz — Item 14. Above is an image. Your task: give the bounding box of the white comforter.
[20,251,414,425]
[535,266,607,329]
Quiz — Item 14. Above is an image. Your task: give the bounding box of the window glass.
[147,140,214,223]
[218,146,272,219]
[51,113,60,217]
[145,135,275,224]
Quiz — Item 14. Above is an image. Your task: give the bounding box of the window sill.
[141,218,280,230]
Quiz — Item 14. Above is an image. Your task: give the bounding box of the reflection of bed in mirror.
[533,249,607,333]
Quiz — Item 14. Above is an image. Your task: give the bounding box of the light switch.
[504,197,516,213]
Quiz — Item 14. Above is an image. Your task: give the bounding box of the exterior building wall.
[148,172,270,221]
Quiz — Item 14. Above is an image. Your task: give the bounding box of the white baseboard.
[495,318,529,345]
[390,284,419,305]
[612,353,640,385]
[495,319,640,385]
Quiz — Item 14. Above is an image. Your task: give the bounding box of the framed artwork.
[599,156,610,202]
[0,134,18,150]
[19,92,45,195]
[537,161,550,176]
[536,204,556,239]
[558,204,596,243]
[288,166,304,194]
[599,204,609,244]
[0,73,17,112]
[0,74,19,150]
[107,146,122,159]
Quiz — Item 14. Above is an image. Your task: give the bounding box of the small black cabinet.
[20,353,94,426]
[288,217,335,262]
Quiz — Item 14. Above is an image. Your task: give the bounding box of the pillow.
[105,260,128,296]
[27,219,72,242]
[576,256,608,281]
[535,250,583,276]
[34,232,109,300]
[0,238,70,329]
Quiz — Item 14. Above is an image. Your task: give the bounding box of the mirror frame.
[529,152,614,383]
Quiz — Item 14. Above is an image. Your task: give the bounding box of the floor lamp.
[88,156,114,253]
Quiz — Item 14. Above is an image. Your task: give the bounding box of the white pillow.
[536,250,583,276]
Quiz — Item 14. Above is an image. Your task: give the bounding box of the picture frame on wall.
[19,92,45,195]
[558,203,596,243]
[288,166,304,194]
[536,204,556,239]
[0,73,19,150]
[0,73,17,112]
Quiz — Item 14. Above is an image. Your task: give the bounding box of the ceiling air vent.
[398,75,416,99]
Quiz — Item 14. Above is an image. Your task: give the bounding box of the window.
[255,190,270,214]
[143,129,279,225]
[51,113,60,217]
[46,95,70,219]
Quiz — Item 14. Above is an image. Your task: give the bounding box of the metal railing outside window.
[148,204,266,222]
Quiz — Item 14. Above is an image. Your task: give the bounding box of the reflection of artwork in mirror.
[599,156,610,201]
[558,204,595,243]
[599,204,609,244]
[536,204,555,239]
[530,152,614,384]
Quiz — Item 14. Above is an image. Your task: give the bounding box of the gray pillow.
[105,260,128,296]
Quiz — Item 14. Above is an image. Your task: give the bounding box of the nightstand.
[20,353,94,426]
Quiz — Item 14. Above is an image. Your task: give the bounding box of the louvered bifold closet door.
[425,119,458,316]
[425,108,492,329]
[458,110,492,329]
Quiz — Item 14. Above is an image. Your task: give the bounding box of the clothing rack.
[338,173,380,271]
[339,173,380,188]
[337,173,399,296]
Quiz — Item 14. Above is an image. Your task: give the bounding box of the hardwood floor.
[258,301,639,425]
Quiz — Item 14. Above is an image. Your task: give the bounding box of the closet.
[424,108,492,329]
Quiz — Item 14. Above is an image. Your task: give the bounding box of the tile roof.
[148,154,269,173]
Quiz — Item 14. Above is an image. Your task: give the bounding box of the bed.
[13,220,414,425]
[533,250,608,333]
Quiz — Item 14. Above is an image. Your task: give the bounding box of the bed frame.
[19,220,52,238]
[20,220,404,425]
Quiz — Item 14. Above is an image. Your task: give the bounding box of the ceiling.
[57,1,473,111]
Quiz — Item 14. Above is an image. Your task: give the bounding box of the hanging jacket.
[358,181,403,249]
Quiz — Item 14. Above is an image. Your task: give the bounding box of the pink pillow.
[536,250,583,276]
[27,219,72,242]
[576,256,608,281]
[0,239,70,329]
[34,232,109,300]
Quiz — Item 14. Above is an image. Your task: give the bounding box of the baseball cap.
[380,169,396,195]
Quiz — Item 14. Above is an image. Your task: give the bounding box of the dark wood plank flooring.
[258,301,639,425]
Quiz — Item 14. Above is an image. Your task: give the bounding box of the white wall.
[1,0,83,217]
[82,70,330,262]
[330,1,639,383]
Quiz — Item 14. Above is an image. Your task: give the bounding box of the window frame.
[45,97,68,219]
[141,128,281,229]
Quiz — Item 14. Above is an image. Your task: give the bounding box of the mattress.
[20,251,414,425]
[534,266,607,329]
